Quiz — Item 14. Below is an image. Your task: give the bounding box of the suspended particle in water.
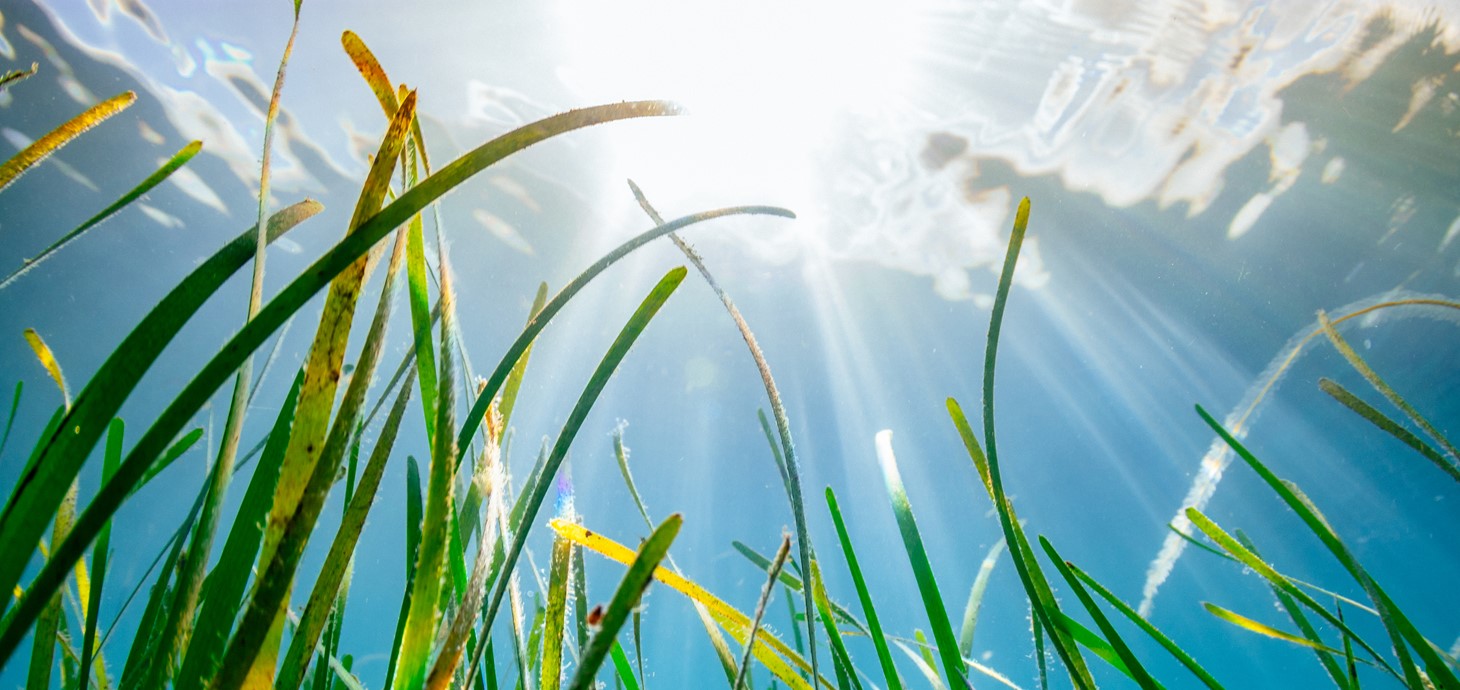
[586,603,604,631]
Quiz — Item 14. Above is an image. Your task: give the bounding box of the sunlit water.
[1,0,1458,687]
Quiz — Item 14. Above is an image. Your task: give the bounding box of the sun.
[552,0,927,226]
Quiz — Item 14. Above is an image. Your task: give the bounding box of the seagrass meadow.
[1,1,1458,689]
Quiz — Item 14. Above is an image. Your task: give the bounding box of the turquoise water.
[1,0,1457,687]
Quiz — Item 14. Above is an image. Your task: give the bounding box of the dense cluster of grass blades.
[0,9,798,689]
[2,4,1456,690]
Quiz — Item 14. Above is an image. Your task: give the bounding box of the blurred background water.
[1,0,1457,687]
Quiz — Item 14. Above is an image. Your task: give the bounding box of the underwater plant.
[0,9,796,689]
[2,5,1458,690]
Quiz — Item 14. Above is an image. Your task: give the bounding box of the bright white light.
[554,0,925,226]
[557,0,919,124]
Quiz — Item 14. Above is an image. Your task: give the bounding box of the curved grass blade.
[756,410,793,521]
[1185,508,1399,681]
[1238,530,1351,689]
[1317,311,1459,467]
[1167,522,1232,561]
[958,460,1063,682]
[282,605,367,690]
[1203,602,1360,657]
[1339,604,1361,688]
[1039,537,1161,690]
[341,31,398,120]
[0,91,135,194]
[729,540,868,638]
[1050,611,1147,684]
[0,403,62,608]
[144,428,253,683]
[537,531,575,690]
[453,201,794,462]
[92,475,190,655]
[173,370,303,689]
[431,257,473,625]
[384,455,425,690]
[28,482,77,689]
[1196,405,1458,689]
[0,199,320,619]
[171,16,307,678]
[614,425,738,685]
[128,427,204,497]
[118,483,205,687]
[393,246,462,690]
[405,177,439,444]
[913,631,936,680]
[505,562,532,690]
[0,381,20,459]
[277,232,415,690]
[735,534,792,690]
[1033,610,1048,690]
[1318,377,1459,483]
[500,282,549,429]
[893,638,948,690]
[949,198,1095,688]
[1173,521,1374,615]
[22,328,69,409]
[236,89,416,690]
[963,654,1026,690]
[77,418,122,690]
[212,268,412,690]
[339,30,435,178]
[462,267,688,682]
[246,317,294,409]
[809,558,864,690]
[564,514,682,690]
[1062,559,1225,690]
[609,641,643,690]
[552,518,832,690]
[629,180,818,679]
[279,368,414,690]
[874,430,967,688]
[960,537,1005,658]
[826,487,902,690]
[341,30,441,444]
[248,1,301,324]
[0,62,39,91]
[0,100,686,667]
[573,546,589,656]
[1,140,203,291]
[612,426,655,532]
[1148,297,1460,616]
[220,218,411,690]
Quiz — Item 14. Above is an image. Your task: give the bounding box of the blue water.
[1,0,1457,688]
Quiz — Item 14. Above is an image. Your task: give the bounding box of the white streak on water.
[471,209,536,257]
[1139,290,1460,617]
[163,159,227,215]
[138,202,182,228]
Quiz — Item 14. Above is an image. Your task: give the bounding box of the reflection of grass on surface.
[1,9,1457,690]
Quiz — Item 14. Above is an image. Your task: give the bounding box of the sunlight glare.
[554,0,925,232]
